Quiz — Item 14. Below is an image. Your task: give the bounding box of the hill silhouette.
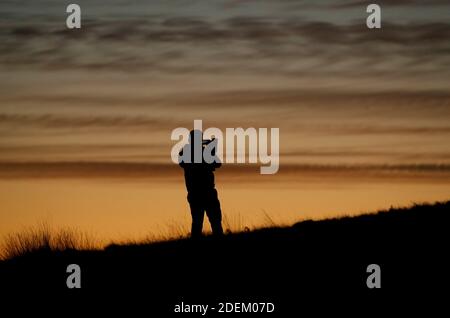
[1,201,449,313]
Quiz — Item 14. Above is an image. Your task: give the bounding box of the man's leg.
[188,194,204,238]
[205,189,223,236]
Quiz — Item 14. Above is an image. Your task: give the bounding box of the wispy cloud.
[1,18,449,80]
[1,161,449,183]
[333,0,450,8]
[0,113,176,130]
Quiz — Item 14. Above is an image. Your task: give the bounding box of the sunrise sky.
[1,0,450,243]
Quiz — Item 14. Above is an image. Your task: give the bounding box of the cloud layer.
[1,1,449,170]
[1,18,449,80]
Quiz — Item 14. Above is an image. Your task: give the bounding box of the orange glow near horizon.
[1,175,450,246]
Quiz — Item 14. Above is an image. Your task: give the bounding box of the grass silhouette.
[0,222,99,260]
[0,200,448,301]
[0,211,270,260]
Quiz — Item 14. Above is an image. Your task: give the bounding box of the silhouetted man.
[179,130,223,238]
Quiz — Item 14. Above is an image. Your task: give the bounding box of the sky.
[0,0,449,243]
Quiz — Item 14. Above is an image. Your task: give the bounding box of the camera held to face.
[202,137,215,146]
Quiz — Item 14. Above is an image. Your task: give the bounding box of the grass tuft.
[1,222,99,260]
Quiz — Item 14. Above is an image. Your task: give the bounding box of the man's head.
[189,129,203,145]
